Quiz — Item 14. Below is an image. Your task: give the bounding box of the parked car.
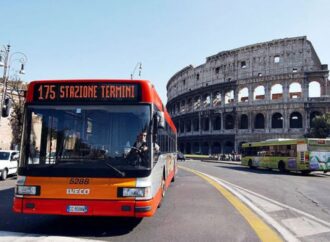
[0,150,19,180]
[177,152,186,161]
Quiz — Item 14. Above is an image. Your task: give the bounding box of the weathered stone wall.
[0,116,12,149]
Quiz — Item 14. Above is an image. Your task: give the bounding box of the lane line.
[0,231,99,242]
[179,166,284,242]
[238,189,284,213]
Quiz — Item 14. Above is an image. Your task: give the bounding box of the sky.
[1,0,330,103]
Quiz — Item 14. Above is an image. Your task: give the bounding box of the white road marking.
[238,189,284,213]
[0,231,101,242]
[282,217,330,237]
[198,172,300,242]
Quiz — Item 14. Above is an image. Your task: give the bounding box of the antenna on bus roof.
[130,62,142,80]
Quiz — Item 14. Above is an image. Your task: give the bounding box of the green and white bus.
[241,138,330,174]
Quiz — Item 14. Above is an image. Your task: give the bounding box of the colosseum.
[166,36,330,155]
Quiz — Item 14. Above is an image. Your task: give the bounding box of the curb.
[202,159,242,166]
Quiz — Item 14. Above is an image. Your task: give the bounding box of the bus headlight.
[16,186,40,196]
[119,187,151,198]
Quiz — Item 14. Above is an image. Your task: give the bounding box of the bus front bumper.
[13,197,158,217]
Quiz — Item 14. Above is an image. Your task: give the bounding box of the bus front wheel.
[248,160,254,169]
[158,176,166,208]
[302,170,311,175]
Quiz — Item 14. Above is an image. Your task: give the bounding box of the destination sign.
[33,83,140,103]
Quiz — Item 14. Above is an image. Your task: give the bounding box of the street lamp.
[0,44,28,120]
[130,62,142,80]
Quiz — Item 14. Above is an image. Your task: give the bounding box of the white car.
[0,150,19,180]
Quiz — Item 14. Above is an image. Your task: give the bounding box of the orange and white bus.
[13,79,177,217]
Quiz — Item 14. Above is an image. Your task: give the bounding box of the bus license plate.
[66,205,88,213]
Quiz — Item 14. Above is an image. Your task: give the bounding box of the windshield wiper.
[104,161,126,177]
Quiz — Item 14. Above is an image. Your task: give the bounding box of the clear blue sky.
[1,0,329,103]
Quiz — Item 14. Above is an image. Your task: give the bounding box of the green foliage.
[10,102,24,148]
[309,113,330,138]
[6,80,26,149]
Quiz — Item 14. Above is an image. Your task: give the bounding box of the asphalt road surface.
[1,160,330,241]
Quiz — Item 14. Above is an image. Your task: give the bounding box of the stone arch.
[193,142,200,154]
[176,102,181,113]
[186,143,191,154]
[179,143,184,153]
[213,115,221,130]
[185,119,191,132]
[187,98,192,111]
[238,87,249,103]
[310,111,322,128]
[225,90,234,104]
[240,114,249,129]
[193,118,199,131]
[174,122,179,130]
[223,141,234,154]
[309,81,321,97]
[254,113,265,129]
[202,93,211,108]
[290,112,303,128]
[212,142,221,154]
[238,142,247,153]
[180,121,184,133]
[272,112,283,129]
[213,91,221,106]
[254,85,265,100]
[203,117,209,131]
[201,142,209,155]
[271,84,283,100]
[194,96,201,110]
[180,100,186,112]
[289,82,302,99]
[225,114,235,129]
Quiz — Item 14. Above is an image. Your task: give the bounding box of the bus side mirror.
[2,98,12,117]
[156,111,165,129]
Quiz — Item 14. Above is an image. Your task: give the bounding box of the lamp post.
[130,62,142,80]
[0,44,27,121]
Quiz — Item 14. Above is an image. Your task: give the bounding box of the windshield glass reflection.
[24,105,151,170]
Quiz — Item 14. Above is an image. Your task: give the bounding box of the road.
[0,160,330,241]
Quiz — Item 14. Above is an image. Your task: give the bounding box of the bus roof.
[242,138,330,148]
[26,79,177,133]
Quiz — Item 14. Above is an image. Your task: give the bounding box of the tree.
[7,79,27,149]
[309,113,330,138]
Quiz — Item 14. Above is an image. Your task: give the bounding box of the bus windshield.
[22,105,151,172]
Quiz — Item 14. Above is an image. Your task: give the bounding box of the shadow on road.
[0,188,142,237]
[217,165,330,178]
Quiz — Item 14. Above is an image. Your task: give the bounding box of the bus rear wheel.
[278,161,286,173]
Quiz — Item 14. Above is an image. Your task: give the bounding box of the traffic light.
[2,97,12,117]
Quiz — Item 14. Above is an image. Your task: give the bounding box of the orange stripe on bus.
[24,177,136,200]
